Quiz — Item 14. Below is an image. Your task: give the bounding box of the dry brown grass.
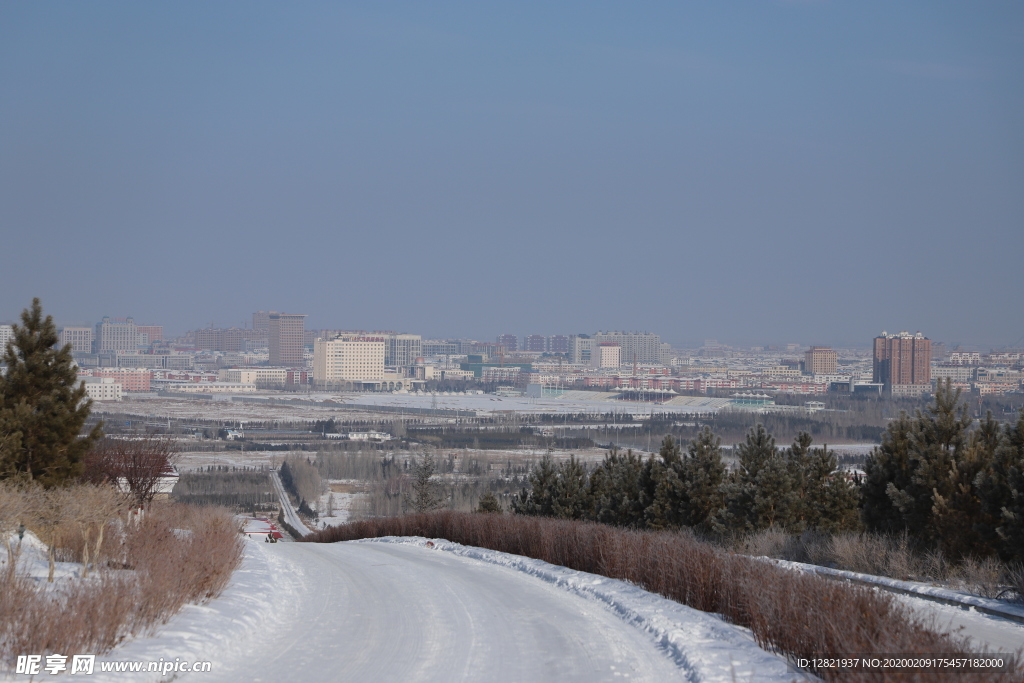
[305,512,1023,682]
[0,499,242,665]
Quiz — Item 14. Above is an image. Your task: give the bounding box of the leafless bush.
[304,512,1021,682]
[82,436,179,508]
[958,556,1006,599]
[0,495,242,665]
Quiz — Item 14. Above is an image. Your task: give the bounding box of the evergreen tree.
[476,491,502,514]
[978,409,1024,561]
[644,436,685,530]
[714,424,778,534]
[861,412,915,533]
[0,299,102,487]
[588,448,646,526]
[801,440,860,533]
[679,427,725,531]
[405,454,444,513]
[512,452,558,516]
[551,455,591,520]
[861,381,987,552]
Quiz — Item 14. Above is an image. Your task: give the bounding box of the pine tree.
[551,455,590,520]
[588,448,646,526]
[405,454,444,513]
[679,427,725,531]
[714,424,777,534]
[512,452,558,516]
[861,412,915,533]
[801,439,860,533]
[476,491,502,514]
[644,436,685,530]
[0,299,102,487]
[978,409,1024,561]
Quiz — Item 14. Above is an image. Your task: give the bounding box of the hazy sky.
[2,2,1021,348]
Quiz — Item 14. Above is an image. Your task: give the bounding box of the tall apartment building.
[523,335,546,352]
[195,327,245,353]
[548,335,569,354]
[94,317,140,353]
[313,335,385,387]
[381,333,422,367]
[592,331,662,364]
[136,325,163,344]
[267,312,306,366]
[873,331,931,393]
[59,327,94,356]
[0,324,13,352]
[804,346,838,375]
[568,334,593,364]
[252,311,270,332]
[496,334,518,352]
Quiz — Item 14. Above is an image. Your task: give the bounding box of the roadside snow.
[362,537,804,682]
[768,558,1024,624]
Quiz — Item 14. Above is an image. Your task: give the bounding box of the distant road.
[269,470,312,536]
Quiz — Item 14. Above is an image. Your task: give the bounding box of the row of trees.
[862,381,1024,561]
[513,382,1024,563]
[513,427,860,535]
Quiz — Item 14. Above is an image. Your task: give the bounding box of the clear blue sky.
[2,2,1021,348]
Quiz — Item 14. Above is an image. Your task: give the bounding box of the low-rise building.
[80,376,123,401]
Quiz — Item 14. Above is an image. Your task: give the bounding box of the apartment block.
[94,317,140,353]
[268,312,306,366]
[594,343,621,368]
[593,331,662,364]
[381,333,423,367]
[804,346,838,375]
[59,326,94,356]
[873,331,931,389]
[313,335,385,387]
[496,334,518,352]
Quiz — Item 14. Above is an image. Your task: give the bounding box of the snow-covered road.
[82,538,799,683]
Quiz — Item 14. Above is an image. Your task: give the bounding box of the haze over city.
[2,2,1022,347]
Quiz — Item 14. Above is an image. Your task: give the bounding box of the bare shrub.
[1002,563,1024,604]
[304,512,1022,682]
[959,556,1006,599]
[0,495,242,665]
[0,482,30,569]
[82,436,178,508]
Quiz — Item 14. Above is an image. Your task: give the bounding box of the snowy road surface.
[82,538,798,683]
[894,595,1024,655]
[269,470,312,536]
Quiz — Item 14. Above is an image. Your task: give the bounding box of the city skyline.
[2,3,1021,348]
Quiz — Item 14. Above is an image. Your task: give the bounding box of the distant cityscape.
[1,310,1021,404]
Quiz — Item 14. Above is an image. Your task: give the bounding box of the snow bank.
[83,539,287,683]
[767,558,1024,625]
[360,537,805,683]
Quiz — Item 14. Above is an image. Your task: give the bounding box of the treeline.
[171,467,277,512]
[406,426,594,450]
[514,427,859,535]
[514,382,1024,563]
[279,457,322,516]
[862,382,1024,562]
[642,412,885,447]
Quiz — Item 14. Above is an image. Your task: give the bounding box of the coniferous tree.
[551,455,591,519]
[588,448,646,526]
[406,454,444,513]
[801,440,860,533]
[978,409,1024,561]
[714,424,777,534]
[861,412,915,533]
[0,299,102,487]
[512,452,558,516]
[645,436,685,530]
[679,427,726,531]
